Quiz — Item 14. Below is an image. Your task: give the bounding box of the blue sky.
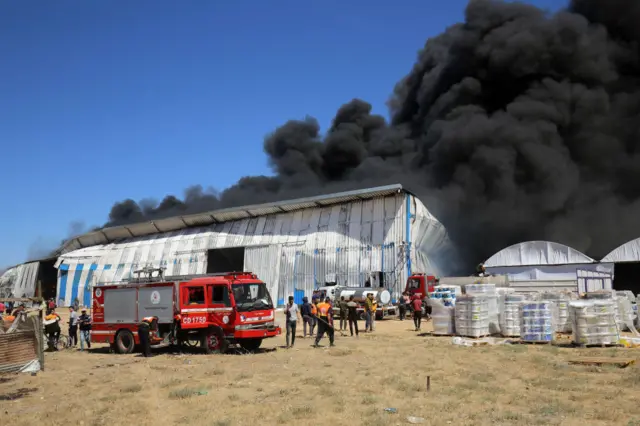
[0,0,562,268]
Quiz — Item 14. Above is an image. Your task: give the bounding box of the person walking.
[412,295,423,331]
[338,296,348,330]
[371,297,378,331]
[364,293,374,332]
[284,295,300,348]
[310,298,318,336]
[68,307,79,347]
[399,292,410,320]
[314,297,335,347]
[347,295,359,337]
[78,309,92,350]
[300,297,314,338]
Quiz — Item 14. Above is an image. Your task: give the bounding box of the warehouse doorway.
[36,259,58,300]
[612,262,640,294]
[207,247,245,274]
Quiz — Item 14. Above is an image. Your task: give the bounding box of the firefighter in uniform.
[138,316,156,357]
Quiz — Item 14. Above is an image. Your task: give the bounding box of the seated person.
[44,309,62,347]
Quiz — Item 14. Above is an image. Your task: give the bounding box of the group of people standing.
[283,293,383,349]
[43,306,92,350]
[284,295,337,348]
[398,291,430,331]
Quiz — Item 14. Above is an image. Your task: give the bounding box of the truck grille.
[236,322,276,331]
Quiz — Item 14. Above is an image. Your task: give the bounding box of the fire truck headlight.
[240,315,246,322]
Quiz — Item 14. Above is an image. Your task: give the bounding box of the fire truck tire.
[115,330,135,354]
[238,338,262,352]
[202,327,228,355]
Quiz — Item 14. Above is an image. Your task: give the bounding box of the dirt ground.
[2,311,640,426]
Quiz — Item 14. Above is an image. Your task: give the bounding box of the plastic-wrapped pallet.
[455,294,490,337]
[499,294,527,337]
[432,288,457,307]
[464,283,496,294]
[520,301,555,343]
[584,291,624,330]
[569,300,619,346]
[429,298,455,335]
[537,292,572,333]
[434,284,462,297]
[465,284,500,334]
[616,297,636,331]
[496,287,515,296]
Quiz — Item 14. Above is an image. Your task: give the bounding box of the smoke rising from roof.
[102,0,640,269]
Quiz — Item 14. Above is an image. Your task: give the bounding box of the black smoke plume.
[102,0,640,271]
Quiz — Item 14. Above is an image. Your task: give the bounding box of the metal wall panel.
[104,288,137,323]
[0,262,40,298]
[138,286,175,323]
[244,245,281,303]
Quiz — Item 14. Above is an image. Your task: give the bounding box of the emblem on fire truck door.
[150,290,161,305]
[95,289,102,298]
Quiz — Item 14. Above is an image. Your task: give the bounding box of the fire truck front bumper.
[233,323,281,339]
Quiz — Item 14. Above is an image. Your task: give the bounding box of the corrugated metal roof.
[484,241,595,267]
[59,184,407,254]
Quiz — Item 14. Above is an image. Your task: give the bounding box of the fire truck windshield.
[407,278,420,290]
[232,283,273,312]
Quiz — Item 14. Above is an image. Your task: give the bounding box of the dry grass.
[2,311,640,425]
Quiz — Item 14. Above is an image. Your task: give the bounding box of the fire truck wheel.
[238,338,262,352]
[358,312,366,321]
[202,328,228,355]
[115,330,135,354]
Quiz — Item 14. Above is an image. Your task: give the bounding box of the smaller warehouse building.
[483,241,613,294]
[0,257,58,301]
[601,238,640,295]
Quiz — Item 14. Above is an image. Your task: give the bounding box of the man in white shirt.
[284,296,300,348]
[68,307,79,347]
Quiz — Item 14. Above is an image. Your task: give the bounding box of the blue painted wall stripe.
[59,264,69,271]
[70,263,84,304]
[406,193,412,277]
[83,264,98,307]
[58,269,69,305]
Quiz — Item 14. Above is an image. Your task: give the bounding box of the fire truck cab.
[404,273,437,300]
[92,270,281,355]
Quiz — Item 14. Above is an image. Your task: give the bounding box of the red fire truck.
[91,270,281,355]
[404,273,437,299]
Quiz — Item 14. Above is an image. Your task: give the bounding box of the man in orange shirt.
[313,297,335,348]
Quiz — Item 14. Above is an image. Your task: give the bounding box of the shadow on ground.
[0,388,38,401]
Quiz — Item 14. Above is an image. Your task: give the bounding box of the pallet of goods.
[455,294,490,338]
[499,294,527,337]
[520,301,555,344]
[569,300,620,347]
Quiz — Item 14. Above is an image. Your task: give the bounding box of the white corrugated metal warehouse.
[483,241,614,294]
[1,185,452,307]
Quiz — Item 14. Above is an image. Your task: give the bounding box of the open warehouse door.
[206,247,245,273]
